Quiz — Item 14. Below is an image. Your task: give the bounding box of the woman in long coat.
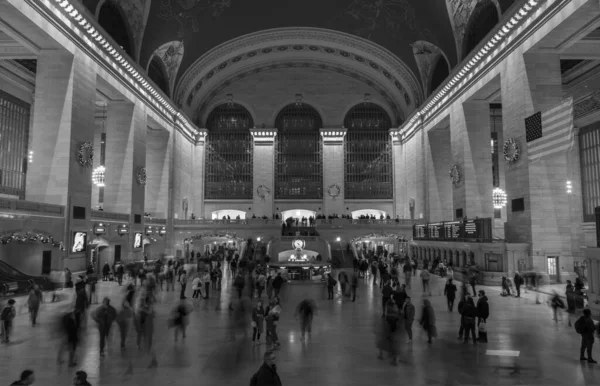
[252,300,265,345]
[420,299,437,344]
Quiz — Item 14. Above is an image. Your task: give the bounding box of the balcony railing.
[0,198,64,217]
[90,210,130,222]
[145,218,167,225]
[174,218,281,226]
[316,219,418,226]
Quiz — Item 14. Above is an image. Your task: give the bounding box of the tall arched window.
[462,1,499,60]
[275,103,323,199]
[0,90,30,199]
[148,57,170,97]
[204,103,254,199]
[98,1,133,57]
[344,103,393,199]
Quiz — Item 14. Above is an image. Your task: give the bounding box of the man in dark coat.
[576,309,597,363]
[92,297,117,356]
[444,279,458,312]
[272,273,285,298]
[513,272,523,297]
[251,350,282,386]
[476,290,490,326]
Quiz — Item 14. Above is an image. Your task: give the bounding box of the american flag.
[524,97,574,161]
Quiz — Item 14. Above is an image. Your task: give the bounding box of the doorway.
[547,256,558,283]
[114,245,121,264]
[42,251,52,275]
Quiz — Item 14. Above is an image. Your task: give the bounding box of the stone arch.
[146,40,185,100]
[341,100,398,128]
[97,0,135,58]
[411,41,451,97]
[270,100,325,130]
[429,55,451,95]
[147,56,170,97]
[205,102,255,131]
[461,0,501,60]
[201,99,257,129]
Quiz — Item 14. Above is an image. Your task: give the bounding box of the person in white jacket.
[191,274,201,300]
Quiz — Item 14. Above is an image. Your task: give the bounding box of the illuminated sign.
[145,226,154,235]
[94,223,106,235]
[117,225,129,235]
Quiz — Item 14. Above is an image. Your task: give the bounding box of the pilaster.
[427,127,453,221]
[146,127,172,218]
[250,129,277,218]
[320,129,346,215]
[390,130,405,218]
[192,130,207,218]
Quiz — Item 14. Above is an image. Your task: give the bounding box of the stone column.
[450,100,493,219]
[427,128,453,221]
[250,129,277,218]
[103,101,147,217]
[91,106,106,209]
[145,127,172,218]
[321,129,347,215]
[191,130,207,218]
[390,130,405,218]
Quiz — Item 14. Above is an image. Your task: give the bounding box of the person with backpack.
[462,297,478,344]
[575,308,597,363]
[250,351,282,386]
[1,298,17,343]
[351,273,359,302]
[444,279,458,312]
[234,273,246,300]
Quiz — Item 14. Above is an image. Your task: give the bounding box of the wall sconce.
[28,151,33,164]
[226,94,234,107]
[566,181,572,194]
[295,94,303,106]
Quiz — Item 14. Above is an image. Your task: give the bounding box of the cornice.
[400,0,551,142]
[24,0,199,143]
[175,28,424,111]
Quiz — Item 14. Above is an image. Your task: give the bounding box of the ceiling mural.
[148,40,186,96]
[411,41,449,96]
[138,0,457,88]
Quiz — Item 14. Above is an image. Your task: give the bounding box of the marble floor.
[0,269,597,386]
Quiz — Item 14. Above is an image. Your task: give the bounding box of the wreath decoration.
[449,164,461,186]
[327,184,341,199]
[77,142,94,168]
[136,167,147,185]
[256,185,271,201]
[502,138,520,163]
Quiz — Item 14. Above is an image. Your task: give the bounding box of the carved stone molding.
[175,27,424,111]
[411,41,450,95]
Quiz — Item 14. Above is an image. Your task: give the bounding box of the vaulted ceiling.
[80,0,519,116]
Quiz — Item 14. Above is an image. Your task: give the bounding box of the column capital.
[389,129,402,144]
[320,128,347,145]
[250,128,278,145]
[195,128,208,145]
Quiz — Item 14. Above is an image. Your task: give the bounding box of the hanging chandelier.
[92,166,106,187]
[493,188,507,209]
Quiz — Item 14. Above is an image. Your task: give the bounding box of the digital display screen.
[444,221,462,239]
[427,223,443,239]
[71,231,87,253]
[414,224,427,239]
[133,232,143,249]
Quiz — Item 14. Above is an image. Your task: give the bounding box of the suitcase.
[478,323,488,342]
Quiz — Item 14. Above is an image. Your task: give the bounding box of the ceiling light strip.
[400,0,545,141]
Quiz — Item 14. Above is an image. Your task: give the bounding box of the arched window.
[275,103,323,199]
[429,56,450,95]
[344,103,393,199]
[148,57,170,97]
[204,103,254,199]
[98,1,133,57]
[462,1,499,60]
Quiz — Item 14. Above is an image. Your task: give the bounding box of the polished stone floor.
[0,268,597,386]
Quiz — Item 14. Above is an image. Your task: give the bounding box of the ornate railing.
[0,198,64,217]
[145,218,167,225]
[90,210,130,222]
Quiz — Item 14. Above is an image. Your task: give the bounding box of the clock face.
[293,239,304,249]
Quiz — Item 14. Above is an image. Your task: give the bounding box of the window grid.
[275,104,323,199]
[204,103,254,199]
[490,104,502,189]
[344,103,393,199]
[580,123,600,222]
[0,90,30,199]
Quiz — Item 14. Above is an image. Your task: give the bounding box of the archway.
[148,56,170,97]
[351,209,388,219]
[211,209,247,220]
[429,55,450,94]
[461,1,500,60]
[281,209,316,222]
[98,1,134,57]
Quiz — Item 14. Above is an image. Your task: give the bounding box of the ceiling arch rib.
[194,58,406,127]
[176,28,424,119]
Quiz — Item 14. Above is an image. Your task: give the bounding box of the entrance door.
[42,251,52,275]
[547,256,558,283]
[114,245,121,264]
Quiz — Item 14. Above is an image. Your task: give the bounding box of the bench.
[2,282,18,294]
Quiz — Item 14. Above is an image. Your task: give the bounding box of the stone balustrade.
[0,197,64,217]
[90,210,130,222]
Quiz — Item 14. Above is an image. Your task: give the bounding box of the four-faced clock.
[292,239,305,250]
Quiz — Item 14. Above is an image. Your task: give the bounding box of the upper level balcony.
[0,197,64,218]
[173,217,419,229]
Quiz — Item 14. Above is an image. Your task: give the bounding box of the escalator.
[0,260,52,294]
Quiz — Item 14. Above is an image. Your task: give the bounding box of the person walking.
[575,308,597,363]
[444,279,457,312]
[476,290,489,326]
[178,270,188,299]
[403,261,412,288]
[201,270,211,299]
[191,274,201,300]
[1,298,16,343]
[27,285,43,326]
[462,297,477,344]
[116,289,134,351]
[402,297,415,342]
[91,297,117,356]
[381,280,394,318]
[351,272,359,302]
[419,299,436,344]
[256,271,266,299]
[250,351,282,386]
[566,281,576,327]
[326,273,337,300]
[272,273,285,298]
[57,311,79,366]
[296,299,316,341]
[116,263,124,286]
[550,291,565,322]
[73,370,92,386]
[102,263,111,281]
[469,273,477,297]
[266,274,274,300]
[234,273,246,300]
[252,300,266,345]
[170,300,192,342]
[338,271,349,297]
[514,272,523,297]
[420,269,431,295]
[10,369,35,385]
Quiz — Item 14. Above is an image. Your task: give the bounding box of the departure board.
[444,221,462,239]
[428,223,443,239]
[463,220,478,238]
[414,224,427,239]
